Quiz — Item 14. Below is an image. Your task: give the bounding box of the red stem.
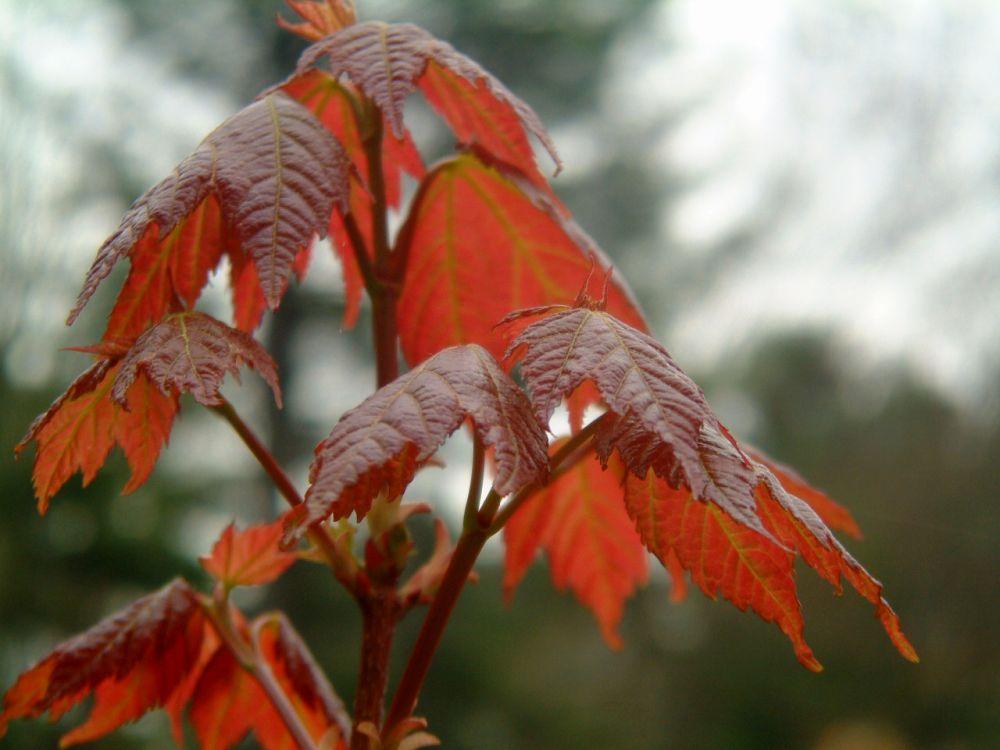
[347,98,406,748]
[209,399,353,591]
[205,591,318,750]
[383,416,608,734]
[383,528,488,733]
[363,103,399,388]
[349,591,402,750]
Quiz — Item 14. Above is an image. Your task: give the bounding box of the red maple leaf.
[286,21,560,186]
[0,579,206,745]
[396,153,646,368]
[110,311,282,408]
[507,303,917,667]
[201,518,299,589]
[293,345,549,537]
[15,357,177,511]
[68,93,349,326]
[282,70,424,328]
[189,614,348,750]
[504,448,649,649]
[277,0,357,41]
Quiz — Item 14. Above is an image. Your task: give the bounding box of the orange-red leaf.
[420,60,553,189]
[396,153,647,367]
[754,467,918,663]
[623,458,917,670]
[504,450,648,649]
[103,195,227,342]
[200,519,298,588]
[293,345,548,537]
[748,445,862,538]
[255,615,350,748]
[290,21,559,177]
[15,359,177,511]
[69,93,348,323]
[625,469,821,670]
[189,615,347,750]
[278,0,356,41]
[111,311,281,408]
[0,579,206,744]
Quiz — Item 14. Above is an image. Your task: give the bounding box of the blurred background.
[1,0,997,748]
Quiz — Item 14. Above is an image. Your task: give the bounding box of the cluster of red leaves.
[499,298,918,670]
[15,312,279,510]
[7,3,919,746]
[0,521,350,749]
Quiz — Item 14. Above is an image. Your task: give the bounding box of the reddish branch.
[210,399,353,592]
[205,589,318,750]
[383,416,607,735]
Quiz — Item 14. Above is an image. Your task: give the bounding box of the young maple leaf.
[507,302,917,667]
[505,303,714,492]
[291,345,549,539]
[746,445,862,538]
[15,357,177,511]
[102,194,227,341]
[110,311,282,408]
[503,449,649,649]
[396,152,647,368]
[286,21,560,187]
[626,464,917,670]
[200,518,299,589]
[68,92,349,326]
[278,0,357,41]
[189,614,349,750]
[0,579,206,745]
[281,70,424,328]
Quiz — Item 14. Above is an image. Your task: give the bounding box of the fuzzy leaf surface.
[295,344,548,535]
[397,154,646,367]
[69,92,348,322]
[200,519,298,588]
[0,579,205,744]
[504,449,648,649]
[282,70,424,327]
[110,311,281,408]
[507,306,712,488]
[290,21,559,182]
